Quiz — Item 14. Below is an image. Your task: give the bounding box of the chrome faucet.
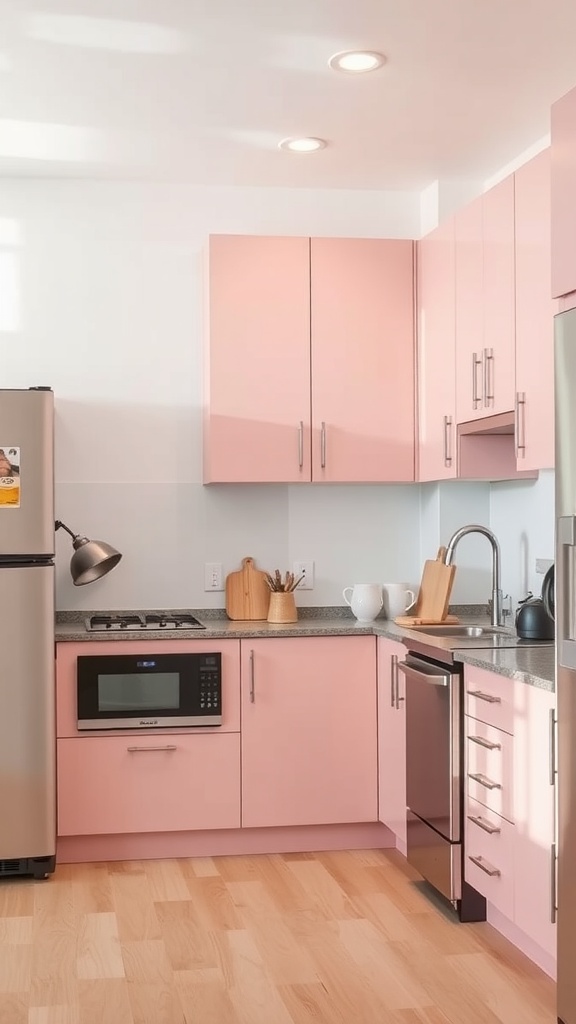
[443,524,504,627]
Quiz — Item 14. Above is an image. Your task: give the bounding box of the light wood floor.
[0,848,555,1024]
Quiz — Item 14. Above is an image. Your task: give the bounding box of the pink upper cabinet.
[310,238,415,482]
[455,196,484,423]
[482,176,516,417]
[514,149,555,471]
[551,85,576,299]
[417,218,457,481]
[204,235,311,483]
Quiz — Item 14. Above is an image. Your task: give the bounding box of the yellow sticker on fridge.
[0,446,20,507]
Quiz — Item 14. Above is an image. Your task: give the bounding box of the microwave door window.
[97,673,180,712]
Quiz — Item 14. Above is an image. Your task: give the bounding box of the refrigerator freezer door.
[0,389,54,558]
[0,565,55,860]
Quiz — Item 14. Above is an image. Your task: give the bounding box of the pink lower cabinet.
[377,637,407,845]
[512,683,556,959]
[57,733,241,836]
[465,796,514,921]
[240,636,378,828]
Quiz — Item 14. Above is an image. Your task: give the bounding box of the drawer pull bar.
[127,745,177,753]
[467,814,501,835]
[467,734,501,750]
[467,689,501,704]
[468,772,501,790]
[468,854,501,877]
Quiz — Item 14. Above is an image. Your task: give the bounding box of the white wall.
[490,471,555,608]
[0,180,424,610]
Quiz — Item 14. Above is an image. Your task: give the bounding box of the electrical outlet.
[293,560,314,590]
[204,562,224,591]
[536,558,554,575]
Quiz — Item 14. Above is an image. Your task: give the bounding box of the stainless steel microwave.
[76,651,222,730]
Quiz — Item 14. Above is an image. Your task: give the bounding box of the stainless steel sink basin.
[410,625,506,638]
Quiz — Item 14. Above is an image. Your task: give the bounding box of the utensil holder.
[267,591,298,623]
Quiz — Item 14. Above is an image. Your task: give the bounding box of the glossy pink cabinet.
[417,218,457,480]
[455,180,516,423]
[551,85,576,299]
[204,235,311,483]
[514,149,555,471]
[204,235,415,484]
[377,637,407,845]
[311,238,415,482]
[240,636,378,828]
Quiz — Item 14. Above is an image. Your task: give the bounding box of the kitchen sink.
[410,625,508,638]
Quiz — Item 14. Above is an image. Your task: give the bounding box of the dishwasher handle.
[397,659,450,687]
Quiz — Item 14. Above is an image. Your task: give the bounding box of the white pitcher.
[342,583,383,623]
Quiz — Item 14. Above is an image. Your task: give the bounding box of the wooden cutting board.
[395,547,457,626]
[225,557,270,620]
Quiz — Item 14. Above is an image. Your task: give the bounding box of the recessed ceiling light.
[278,137,327,153]
[329,50,386,74]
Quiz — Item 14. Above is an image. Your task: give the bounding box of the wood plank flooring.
[0,849,555,1023]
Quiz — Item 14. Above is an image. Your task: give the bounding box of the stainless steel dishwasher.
[398,651,486,922]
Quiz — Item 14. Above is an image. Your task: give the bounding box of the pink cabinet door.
[512,683,556,959]
[482,176,516,417]
[417,219,457,480]
[377,637,407,845]
[57,733,241,836]
[455,196,484,423]
[241,637,378,828]
[310,238,415,482]
[515,149,555,471]
[204,235,311,483]
[551,85,576,299]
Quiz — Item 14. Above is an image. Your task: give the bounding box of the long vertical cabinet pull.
[391,654,404,710]
[320,422,327,469]
[550,706,558,923]
[472,352,482,409]
[515,392,526,459]
[443,415,453,467]
[249,649,255,703]
[298,421,304,469]
[484,347,494,406]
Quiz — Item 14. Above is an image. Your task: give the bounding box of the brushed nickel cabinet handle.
[391,654,404,710]
[443,415,453,467]
[127,745,177,753]
[390,653,396,708]
[549,707,556,786]
[320,422,326,469]
[468,854,501,877]
[468,772,501,790]
[467,734,501,751]
[551,842,557,924]
[467,813,501,835]
[298,421,304,469]
[467,689,501,704]
[472,352,482,409]
[515,392,526,457]
[484,347,494,405]
[249,649,255,703]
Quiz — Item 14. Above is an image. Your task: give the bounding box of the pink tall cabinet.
[203,235,415,484]
[417,217,457,480]
[377,637,407,847]
[551,84,576,305]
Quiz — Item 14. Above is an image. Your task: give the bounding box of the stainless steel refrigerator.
[0,388,56,879]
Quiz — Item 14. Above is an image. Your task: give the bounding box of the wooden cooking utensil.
[394,546,457,626]
[225,557,270,620]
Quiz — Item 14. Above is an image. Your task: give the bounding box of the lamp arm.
[55,519,79,541]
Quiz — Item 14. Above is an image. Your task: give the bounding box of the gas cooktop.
[85,612,206,632]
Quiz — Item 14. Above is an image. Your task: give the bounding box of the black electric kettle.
[515,569,555,641]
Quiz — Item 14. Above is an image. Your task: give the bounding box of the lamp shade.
[55,520,122,586]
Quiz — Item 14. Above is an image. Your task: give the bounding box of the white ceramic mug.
[342,583,383,623]
[382,582,416,619]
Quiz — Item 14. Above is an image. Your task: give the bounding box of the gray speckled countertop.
[55,607,555,692]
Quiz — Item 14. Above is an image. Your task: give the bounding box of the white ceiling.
[1,0,576,189]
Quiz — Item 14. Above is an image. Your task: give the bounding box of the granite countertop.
[55,607,555,691]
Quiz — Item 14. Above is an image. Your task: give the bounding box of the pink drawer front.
[465,796,514,919]
[464,665,515,734]
[466,718,514,822]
